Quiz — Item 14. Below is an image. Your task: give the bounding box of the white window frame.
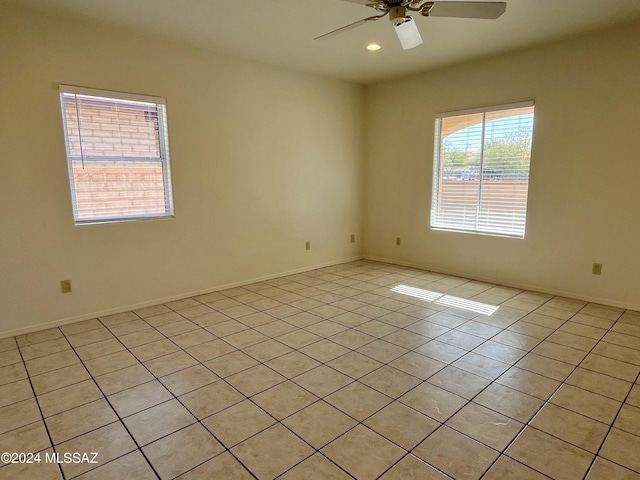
[59,85,174,225]
[431,101,535,238]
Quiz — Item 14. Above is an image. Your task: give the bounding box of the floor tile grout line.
[102,270,628,382]
[275,450,358,480]
[113,370,257,479]
[18,310,186,380]
[10,290,632,474]
[66,310,296,474]
[316,287,536,478]
[53,325,163,480]
[482,303,635,480]
[178,278,453,479]
[15,325,331,391]
[97,299,335,479]
[150,342,346,480]
[11,341,66,479]
[383,292,625,479]
[64,288,378,434]
[375,456,455,480]
[401,307,563,477]
[78,335,282,478]
[580,370,640,479]
[477,313,637,397]
[5,260,639,479]
[121,281,640,475]
[5,312,636,402]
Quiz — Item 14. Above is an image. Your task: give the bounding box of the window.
[59,85,174,225]
[431,101,535,238]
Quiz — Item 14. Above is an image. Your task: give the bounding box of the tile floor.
[1,260,639,479]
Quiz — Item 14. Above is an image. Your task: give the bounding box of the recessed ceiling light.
[367,43,382,51]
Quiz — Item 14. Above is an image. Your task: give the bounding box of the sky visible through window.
[444,113,534,153]
[432,104,535,237]
[440,110,534,182]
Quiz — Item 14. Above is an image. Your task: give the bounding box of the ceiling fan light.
[393,17,423,50]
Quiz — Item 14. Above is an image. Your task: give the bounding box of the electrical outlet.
[305,241,311,251]
[350,234,355,243]
[60,280,72,293]
[592,263,602,275]
[396,237,401,246]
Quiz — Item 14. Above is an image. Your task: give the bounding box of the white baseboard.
[6,253,635,340]
[0,256,364,340]
[363,255,640,312]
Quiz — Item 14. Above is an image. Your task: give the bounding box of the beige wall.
[363,20,640,310]
[2,4,639,339]
[0,4,364,337]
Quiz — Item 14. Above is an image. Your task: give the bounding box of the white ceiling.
[12,0,640,84]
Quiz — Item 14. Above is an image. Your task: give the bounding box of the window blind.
[59,85,174,225]
[431,101,535,238]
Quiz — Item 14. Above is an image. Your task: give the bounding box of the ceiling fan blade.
[425,2,506,19]
[393,17,423,50]
[314,13,387,41]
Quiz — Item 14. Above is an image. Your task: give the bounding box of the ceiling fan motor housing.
[389,6,408,26]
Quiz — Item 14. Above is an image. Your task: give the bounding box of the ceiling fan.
[315,1,507,50]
